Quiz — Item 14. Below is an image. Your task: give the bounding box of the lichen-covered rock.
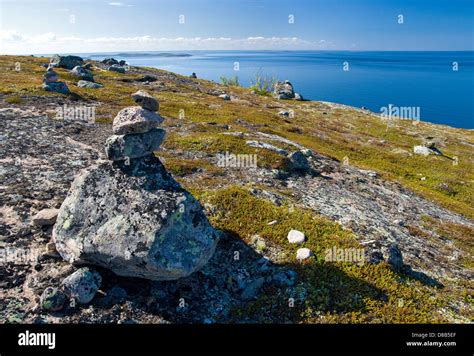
[42,81,70,94]
[274,80,295,99]
[131,90,159,111]
[32,208,59,226]
[49,54,84,70]
[77,80,103,89]
[52,155,219,281]
[113,106,164,135]
[108,64,126,73]
[70,66,94,82]
[43,70,59,83]
[61,267,102,304]
[286,151,311,172]
[40,287,66,311]
[105,128,165,161]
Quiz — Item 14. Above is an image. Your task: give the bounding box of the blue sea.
[85,51,474,129]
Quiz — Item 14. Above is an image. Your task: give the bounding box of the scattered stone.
[246,140,288,155]
[102,58,119,66]
[43,70,59,83]
[136,75,157,83]
[105,128,166,161]
[112,106,164,135]
[108,64,126,73]
[301,149,313,157]
[32,208,59,226]
[45,241,59,257]
[77,80,103,89]
[49,54,84,69]
[286,151,311,172]
[274,80,295,99]
[219,94,230,100]
[296,248,313,260]
[61,268,102,304]
[251,235,266,252]
[42,82,70,94]
[287,229,305,244]
[278,110,292,117]
[267,220,278,226]
[119,60,127,66]
[413,145,441,156]
[70,66,94,82]
[294,93,303,101]
[383,244,404,270]
[190,72,197,78]
[131,90,159,111]
[40,287,66,312]
[83,63,92,70]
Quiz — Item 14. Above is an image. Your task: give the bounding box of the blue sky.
[0,0,473,53]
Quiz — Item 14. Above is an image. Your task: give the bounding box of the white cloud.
[108,2,134,7]
[0,31,333,54]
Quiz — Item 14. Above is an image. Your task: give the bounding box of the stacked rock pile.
[105,90,164,161]
[53,90,219,281]
[42,64,70,94]
[273,80,303,101]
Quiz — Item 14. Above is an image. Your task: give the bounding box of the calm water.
[86,51,474,129]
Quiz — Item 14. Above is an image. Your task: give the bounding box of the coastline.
[0,54,473,324]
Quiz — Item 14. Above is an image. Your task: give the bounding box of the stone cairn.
[53,90,219,281]
[105,90,164,161]
[42,64,70,94]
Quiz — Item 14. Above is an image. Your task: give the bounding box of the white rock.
[296,248,312,260]
[287,229,305,244]
[413,145,431,156]
[32,208,59,226]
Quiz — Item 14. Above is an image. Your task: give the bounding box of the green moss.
[199,186,458,323]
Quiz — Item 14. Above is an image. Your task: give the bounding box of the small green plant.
[249,70,278,95]
[219,75,240,86]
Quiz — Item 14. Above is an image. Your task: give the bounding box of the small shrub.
[250,70,278,95]
[220,75,240,86]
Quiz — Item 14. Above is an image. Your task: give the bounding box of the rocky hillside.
[0,55,472,324]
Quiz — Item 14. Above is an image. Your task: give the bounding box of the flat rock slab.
[113,106,164,135]
[53,155,219,281]
[105,128,165,161]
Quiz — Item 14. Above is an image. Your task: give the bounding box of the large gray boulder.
[50,55,84,70]
[42,82,70,94]
[108,64,126,73]
[71,66,94,82]
[105,128,165,161]
[113,106,164,135]
[52,155,219,281]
